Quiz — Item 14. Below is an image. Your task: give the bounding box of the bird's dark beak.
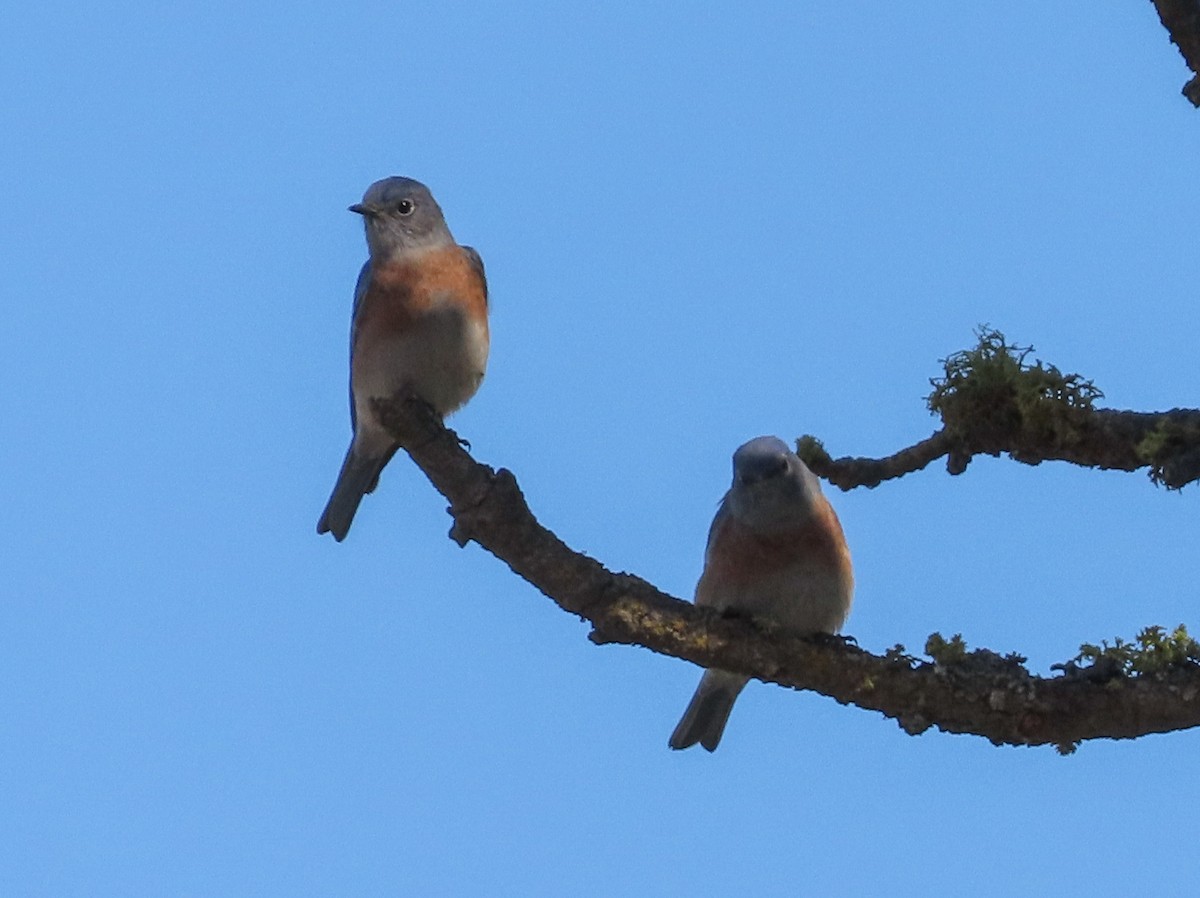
[349,203,378,218]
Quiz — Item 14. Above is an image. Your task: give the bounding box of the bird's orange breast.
[356,246,488,342]
[704,500,852,586]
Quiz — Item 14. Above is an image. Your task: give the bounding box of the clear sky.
[3,3,1198,895]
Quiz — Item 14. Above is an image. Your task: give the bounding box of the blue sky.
[3,3,1198,895]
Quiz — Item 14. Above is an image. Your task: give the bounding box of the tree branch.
[374,394,1200,752]
[799,328,1200,491]
[1150,0,1200,106]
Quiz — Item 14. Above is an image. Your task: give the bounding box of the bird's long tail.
[668,669,749,752]
[317,446,389,542]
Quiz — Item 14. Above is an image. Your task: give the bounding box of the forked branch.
[374,385,1200,753]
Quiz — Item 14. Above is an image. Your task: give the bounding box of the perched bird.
[317,177,489,541]
[669,436,854,752]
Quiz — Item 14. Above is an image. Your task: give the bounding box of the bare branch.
[374,395,1200,751]
[1150,0,1200,106]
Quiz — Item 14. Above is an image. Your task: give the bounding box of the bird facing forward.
[669,436,854,751]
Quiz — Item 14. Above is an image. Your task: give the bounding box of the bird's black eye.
[397,199,415,215]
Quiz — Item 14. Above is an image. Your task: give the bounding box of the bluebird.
[669,436,854,752]
[317,177,489,541]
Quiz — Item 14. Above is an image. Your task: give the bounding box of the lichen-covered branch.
[797,431,956,490]
[1150,0,1200,106]
[798,328,1200,491]
[374,394,1200,751]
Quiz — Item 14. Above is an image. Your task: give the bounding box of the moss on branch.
[800,327,1200,490]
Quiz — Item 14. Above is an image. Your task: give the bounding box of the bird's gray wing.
[347,260,372,430]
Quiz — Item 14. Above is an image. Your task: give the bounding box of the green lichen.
[794,435,831,469]
[924,632,1027,674]
[1137,421,1182,463]
[927,327,1103,450]
[925,632,969,664]
[1067,624,1200,678]
[1136,419,1200,487]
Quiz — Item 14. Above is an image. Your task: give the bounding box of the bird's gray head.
[727,435,823,530]
[351,176,454,260]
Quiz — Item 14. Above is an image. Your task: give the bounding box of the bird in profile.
[318,176,489,541]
